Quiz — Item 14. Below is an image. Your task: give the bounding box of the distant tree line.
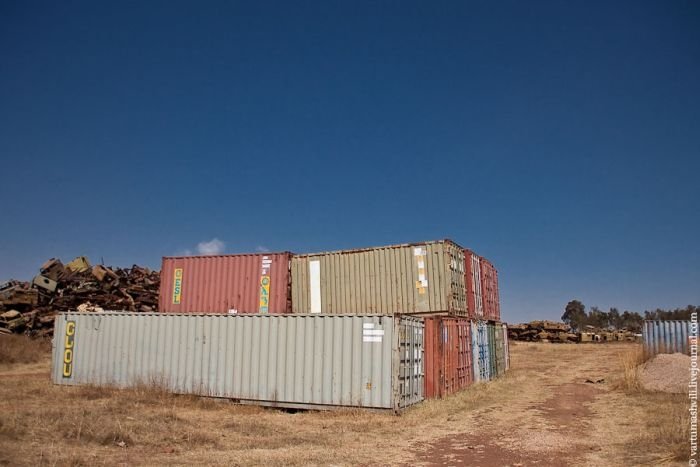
[560,300,698,333]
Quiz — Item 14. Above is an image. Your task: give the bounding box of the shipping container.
[471,321,491,382]
[502,324,510,371]
[487,323,497,377]
[493,323,506,377]
[159,253,292,314]
[463,250,484,319]
[479,257,500,322]
[52,312,424,411]
[424,316,473,398]
[291,240,467,316]
[643,320,696,356]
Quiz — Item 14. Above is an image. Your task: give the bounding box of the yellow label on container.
[173,268,183,304]
[259,275,270,313]
[62,321,76,378]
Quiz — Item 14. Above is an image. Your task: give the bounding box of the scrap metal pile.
[507,320,579,343]
[0,257,159,337]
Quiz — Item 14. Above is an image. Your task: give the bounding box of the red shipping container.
[479,257,501,321]
[463,249,484,319]
[424,316,473,399]
[159,253,292,314]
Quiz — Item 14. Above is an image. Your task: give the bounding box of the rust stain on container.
[463,249,484,319]
[479,257,500,322]
[424,316,473,398]
[159,253,292,314]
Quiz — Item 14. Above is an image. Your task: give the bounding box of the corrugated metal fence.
[642,320,697,356]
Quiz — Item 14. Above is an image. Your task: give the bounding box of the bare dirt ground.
[0,340,688,466]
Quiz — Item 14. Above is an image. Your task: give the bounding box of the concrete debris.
[0,257,160,337]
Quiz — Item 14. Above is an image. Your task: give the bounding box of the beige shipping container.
[291,240,467,315]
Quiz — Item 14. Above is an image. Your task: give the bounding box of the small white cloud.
[196,238,225,255]
[255,245,270,253]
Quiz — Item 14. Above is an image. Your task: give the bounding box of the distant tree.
[562,300,587,331]
[608,307,621,329]
[588,306,609,329]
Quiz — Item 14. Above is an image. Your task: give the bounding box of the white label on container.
[228,309,238,314]
[414,247,423,256]
[418,273,425,282]
[363,329,384,336]
[363,336,382,343]
[309,260,321,314]
[417,260,424,269]
[421,279,428,287]
[363,323,375,329]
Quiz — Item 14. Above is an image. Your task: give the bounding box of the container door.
[478,322,490,381]
[471,321,480,382]
[396,318,424,409]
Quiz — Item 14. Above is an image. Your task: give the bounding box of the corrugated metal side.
[51,313,423,410]
[159,253,291,314]
[643,320,695,356]
[424,317,473,398]
[479,258,500,322]
[464,250,484,319]
[493,323,505,377]
[471,321,491,382]
[503,324,510,371]
[291,240,467,315]
[487,323,497,378]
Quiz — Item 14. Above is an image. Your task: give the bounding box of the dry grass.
[0,334,51,365]
[0,337,692,466]
[642,393,689,461]
[612,345,649,393]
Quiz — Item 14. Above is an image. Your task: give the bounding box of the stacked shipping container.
[424,317,473,398]
[159,253,292,314]
[291,240,467,316]
[53,238,506,408]
[52,313,424,411]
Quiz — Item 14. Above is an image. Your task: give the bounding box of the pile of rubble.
[0,257,160,337]
[507,320,579,343]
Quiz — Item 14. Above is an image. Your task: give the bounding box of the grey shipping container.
[52,312,424,411]
[291,240,467,315]
[643,320,696,356]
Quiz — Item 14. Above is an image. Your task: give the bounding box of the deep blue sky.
[1,1,698,321]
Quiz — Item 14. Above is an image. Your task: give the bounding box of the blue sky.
[1,1,698,321]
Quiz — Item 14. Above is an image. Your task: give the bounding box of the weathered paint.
[159,253,292,314]
[642,320,696,356]
[464,250,484,319]
[471,321,491,382]
[503,324,510,371]
[291,240,467,315]
[493,323,506,377]
[424,316,473,398]
[479,257,500,322]
[51,313,424,411]
[487,323,497,377]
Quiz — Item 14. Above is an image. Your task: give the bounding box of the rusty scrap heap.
[507,320,578,343]
[0,257,159,337]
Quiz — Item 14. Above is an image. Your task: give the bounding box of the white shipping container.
[52,312,424,411]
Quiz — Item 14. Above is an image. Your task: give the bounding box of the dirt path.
[0,342,682,466]
[409,342,640,466]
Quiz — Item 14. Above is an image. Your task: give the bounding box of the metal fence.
[642,320,697,356]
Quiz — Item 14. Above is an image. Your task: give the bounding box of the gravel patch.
[639,353,690,394]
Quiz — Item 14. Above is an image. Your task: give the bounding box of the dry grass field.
[0,335,689,466]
